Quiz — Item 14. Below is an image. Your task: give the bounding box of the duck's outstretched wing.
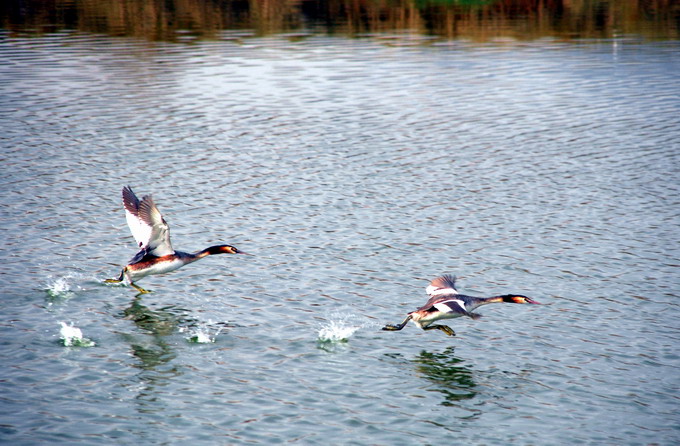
[418,275,459,311]
[425,274,458,297]
[122,186,173,257]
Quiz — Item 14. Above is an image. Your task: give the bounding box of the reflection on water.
[413,347,477,407]
[120,297,183,413]
[121,297,192,337]
[1,0,677,41]
[120,297,182,371]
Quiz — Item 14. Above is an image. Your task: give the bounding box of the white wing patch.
[125,208,152,248]
[434,299,466,313]
[426,285,458,297]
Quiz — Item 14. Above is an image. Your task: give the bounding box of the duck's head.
[207,245,250,255]
[501,294,541,304]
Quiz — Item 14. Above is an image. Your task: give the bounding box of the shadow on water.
[413,347,477,407]
[0,0,676,41]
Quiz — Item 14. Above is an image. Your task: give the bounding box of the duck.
[382,275,540,336]
[105,186,247,294]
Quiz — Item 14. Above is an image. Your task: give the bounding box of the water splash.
[59,322,96,347]
[46,275,78,299]
[317,311,365,343]
[181,323,224,344]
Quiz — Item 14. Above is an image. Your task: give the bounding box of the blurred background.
[1,0,677,41]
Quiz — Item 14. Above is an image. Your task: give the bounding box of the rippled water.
[1,31,679,444]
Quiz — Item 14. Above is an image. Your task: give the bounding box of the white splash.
[46,273,94,300]
[182,323,224,343]
[317,311,365,343]
[46,275,76,299]
[59,322,96,347]
[188,330,215,343]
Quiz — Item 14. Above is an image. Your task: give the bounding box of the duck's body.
[124,252,193,281]
[383,275,540,336]
[105,186,245,294]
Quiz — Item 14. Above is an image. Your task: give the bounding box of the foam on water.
[59,322,96,347]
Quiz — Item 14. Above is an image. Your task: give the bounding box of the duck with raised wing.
[105,186,247,294]
[382,275,540,336]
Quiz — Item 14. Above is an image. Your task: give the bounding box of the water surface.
[1,28,679,445]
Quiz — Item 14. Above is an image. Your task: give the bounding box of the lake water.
[1,25,679,445]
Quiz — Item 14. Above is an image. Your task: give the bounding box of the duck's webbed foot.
[130,282,151,294]
[382,324,404,331]
[382,315,412,332]
[424,325,456,336]
[104,268,125,285]
[104,269,149,294]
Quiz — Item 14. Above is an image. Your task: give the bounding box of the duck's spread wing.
[122,186,173,257]
[425,275,458,297]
